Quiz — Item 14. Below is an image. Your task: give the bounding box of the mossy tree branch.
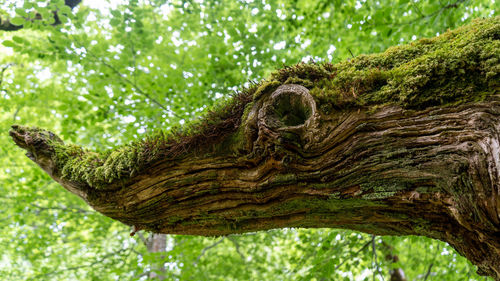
[10,17,500,279]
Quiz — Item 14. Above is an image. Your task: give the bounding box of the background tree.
[0,0,497,280]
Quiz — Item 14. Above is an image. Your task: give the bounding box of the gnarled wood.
[10,84,500,278]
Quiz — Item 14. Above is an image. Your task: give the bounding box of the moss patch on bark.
[273,16,499,110]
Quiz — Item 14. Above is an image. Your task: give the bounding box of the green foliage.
[0,0,496,280]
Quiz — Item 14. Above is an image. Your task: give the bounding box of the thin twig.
[194,238,225,265]
[0,63,14,88]
[372,236,376,281]
[0,196,94,215]
[136,232,150,247]
[71,36,182,118]
[129,37,137,86]
[227,236,245,261]
[419,243,440,280]
[29,203,94,215]
[348,48,355,58]
[364,0,467,29]
[407,0,467,25]
[423,263,434,281]
[335,240,371,270]
[12,105,22,122]
[33,247,130,278]
[371,235,385,281]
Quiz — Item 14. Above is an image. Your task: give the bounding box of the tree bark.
[9,17,500,279]
[10,87,500,278]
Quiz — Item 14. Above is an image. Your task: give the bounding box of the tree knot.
[243,84,319,159]
[259,84,316,131]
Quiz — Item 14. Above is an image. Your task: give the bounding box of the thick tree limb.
[10,87,500,278]
[9,17,500,279]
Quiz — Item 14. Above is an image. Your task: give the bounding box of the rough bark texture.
[9,17,500,279]
[10,87,500,278]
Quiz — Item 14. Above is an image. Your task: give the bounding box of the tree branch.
[0,196,94,215]
[136,231,149,247]
[28,203,94,215]
[194,238,225,265]
[380,241,406,281]
[227,236,246,261]
[0,63,14,87]
[33,246,131,279]
[335,240,371,270]
[372,235,385,281]
[423,263,434,281]
[364,0,467,29]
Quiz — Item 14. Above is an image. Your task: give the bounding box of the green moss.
[273,17,499,110]
[240,101,255,124]
[24,82,256,189]
[271,197,385,215]
[53,142,141,189]
[310,183,331,189]
[415,186,432,193]
[9,125,62,153]
[283,77,315,88]
[167,216,183,225]
[253,80,281,100]
[329,192,341,199]
[221,101,255,153]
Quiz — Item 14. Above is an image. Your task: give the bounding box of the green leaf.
[2,40,16,47]
[12,36,24,44]
[10,17,25,26]
[15,8,28,18]
[23,2,34,9]
[47,15,56,25]
[111,10,121,17]
[60,5,72,15]
[110,18,121,27]
[58,15,69,24]
[38,7,50,19]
